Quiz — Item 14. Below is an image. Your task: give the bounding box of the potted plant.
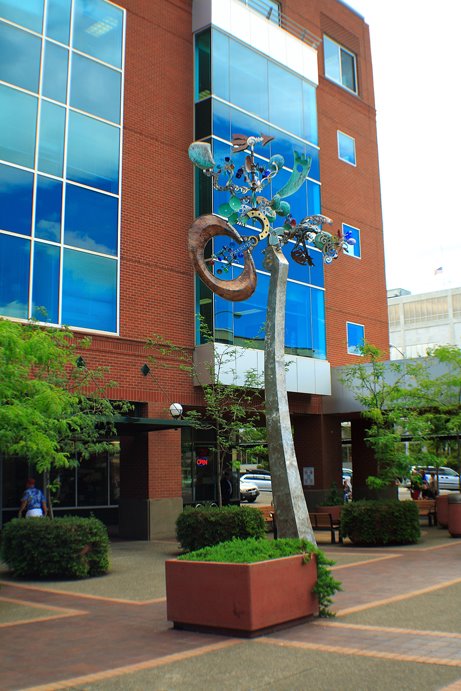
[165,537,340,636]
[316,483,345,522]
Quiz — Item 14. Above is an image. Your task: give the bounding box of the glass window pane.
[0,84,37,167]
[324,36,340,83]
[42,41,68,103]
[71,53,121,123]
[308,249,324,288]
[0,233,30,318]
[64,184,118,255]
[35,176,62,241]
[341,49,356,92]
[311,287,326,359]
[343,224,361,258]
[233,273,268,347]
[307,180,321,216]
[338,131,356,165]
[196,30,211,101]
[52,467,76,506]
[347,322,364,354]
[212,29,229,101]
[285,281,312,355]
[62,248,117,331]
[0,0,43,32]
[0,21,41,92]
[229,39,268,120]
[67,111,120,193]
[77,455,108,506]
[38,100,65,176]
[32,242,60,323]
[268,61,302,138]
[302,81,318,145]
[46,0,71,44]
[73,0,124,69]
[0,163,33,235]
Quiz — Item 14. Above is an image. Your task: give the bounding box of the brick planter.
[165,554,318,636]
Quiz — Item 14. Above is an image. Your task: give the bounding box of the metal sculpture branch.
[188,134,353,543]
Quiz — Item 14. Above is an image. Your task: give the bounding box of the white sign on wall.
[303,467,315,486]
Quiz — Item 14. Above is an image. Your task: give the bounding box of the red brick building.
[0,0,388,535]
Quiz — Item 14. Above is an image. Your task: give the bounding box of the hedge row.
[176,505,265,551]
[1,516,109,579]
[340,499,420,545]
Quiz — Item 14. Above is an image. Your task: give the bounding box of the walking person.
[18,478,47,518]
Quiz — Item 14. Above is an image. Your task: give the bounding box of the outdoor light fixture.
[169,403,183,419]
[76,356,86,368]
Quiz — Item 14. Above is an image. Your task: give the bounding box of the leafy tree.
[145,323,264,506]
[0,319,128,513]
[339,343,425,488]
[405,345,461,488]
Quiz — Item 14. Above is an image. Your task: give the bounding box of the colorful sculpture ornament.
[188,134,354,300]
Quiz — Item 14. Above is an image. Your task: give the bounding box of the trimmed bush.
[1,516,109,579]
[179,537,342,617]
[176,505,265,551]
[341,499,420,546]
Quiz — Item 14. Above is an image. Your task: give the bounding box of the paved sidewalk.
[2,528,461,690]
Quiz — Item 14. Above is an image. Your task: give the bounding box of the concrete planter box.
[165,554,318,636]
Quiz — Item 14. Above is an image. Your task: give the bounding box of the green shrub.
[176,505,265,551]
[1,516,109,579]
[341,500,420,546]
[180,537,342,617]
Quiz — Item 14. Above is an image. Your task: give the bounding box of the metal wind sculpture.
[188,134,353,543]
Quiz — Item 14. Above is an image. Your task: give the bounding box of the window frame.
[346,321,365,355]
[337,130,356,166]
[342,223,361,259]
[323,35,358,95]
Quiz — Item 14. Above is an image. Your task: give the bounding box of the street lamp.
[169,403,183,419]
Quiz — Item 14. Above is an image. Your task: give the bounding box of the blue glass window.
[311,288,326,359]
[35,176,62,242]
[32,242,60,323]
[64,184,118,255]
[67,111,120,193]
[0,163,33,235]
[307,180,321,216]
[211,30,229,102]
[62,249,117,332]
[338,131,356,165]
[347,322,365,355]
[38,101,65,176]
[0,21,41,93]
[229,40,268,121]
[0,233,30,318]
[71,54,121,123]
[195,30,211,101]
[268,61,303,137]
[302,82,318,145]
[324,35,357,94]
[343,223,361,259]
[73,0,124,69]
[233,273,268,346]
[42,41,68,103]
[46,0,71,44]
[0,0,43,32]
[0,85,37,167]
[285,281,312,356]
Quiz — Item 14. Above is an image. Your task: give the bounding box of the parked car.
[405,466,460,491]
[240,472,272,492]
[240,479,260,503]
[342,468,352,483]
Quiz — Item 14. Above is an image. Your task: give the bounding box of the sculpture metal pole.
[188,134,351,543]
[265,246,316,542]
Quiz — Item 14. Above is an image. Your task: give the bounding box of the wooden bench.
[415,499,437,526]
[251,505,275,531]
[310,512,342,544]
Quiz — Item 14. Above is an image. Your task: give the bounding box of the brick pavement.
[1,532,461,690]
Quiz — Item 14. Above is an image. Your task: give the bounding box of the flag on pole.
[434,266,443,275]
